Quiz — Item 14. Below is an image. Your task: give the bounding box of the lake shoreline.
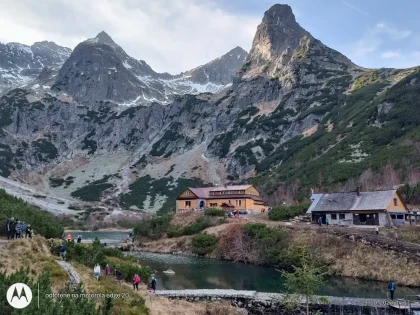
[64,228,132,233]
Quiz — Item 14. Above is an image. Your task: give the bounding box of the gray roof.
[306,194,323,214]
[310,190,398,212]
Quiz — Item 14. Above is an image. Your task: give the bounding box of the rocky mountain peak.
[247,4,308,68]
[95,31,116,45]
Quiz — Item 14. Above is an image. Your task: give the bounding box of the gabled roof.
[188,187,214,199]
[309,190,401,212]
[306,194,323,214]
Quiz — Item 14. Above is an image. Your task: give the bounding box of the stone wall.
[156,289,419,315]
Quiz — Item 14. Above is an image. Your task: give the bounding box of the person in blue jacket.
[388,280,396,300]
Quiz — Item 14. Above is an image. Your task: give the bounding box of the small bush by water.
[192,234,218,255]
[133,214,172,239]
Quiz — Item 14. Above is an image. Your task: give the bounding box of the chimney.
[356,186,360,197]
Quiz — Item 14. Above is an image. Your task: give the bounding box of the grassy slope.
[253,70,420,198]
[0,236,241,315]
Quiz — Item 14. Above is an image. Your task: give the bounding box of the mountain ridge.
[0,4,419,214]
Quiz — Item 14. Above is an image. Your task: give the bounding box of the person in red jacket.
[133,274,140,291]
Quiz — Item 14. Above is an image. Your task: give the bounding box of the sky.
[0,0,419,74]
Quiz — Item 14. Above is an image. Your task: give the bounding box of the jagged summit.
[248,4,308,66]
[93,31,116,45]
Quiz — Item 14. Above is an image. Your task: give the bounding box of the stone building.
[307,188,408,227]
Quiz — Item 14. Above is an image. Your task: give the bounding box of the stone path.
[156,289,420,310]
[56,260,81,287]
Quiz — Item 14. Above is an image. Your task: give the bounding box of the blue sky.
[0,0,419,72]
[213,0,420,69]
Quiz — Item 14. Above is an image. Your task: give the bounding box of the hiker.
[66,233,72,241]
[15,220,22,239]
[395,232,398,242]
[375,225,379,235]
[133,274,140,291]
[325,217,329,226]
[6,217,16,240]
[105,264,111,276]
[77,234,82,243]
[60,243,67,260]
[150,276,157,293]
[25,224,33,238]
[94,264,101,281]
[388,280,396,300]
[21,222,26,237]
[317,217,322,226]
[115,269,123,280]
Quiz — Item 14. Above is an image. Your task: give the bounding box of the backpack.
[388,282,395,290]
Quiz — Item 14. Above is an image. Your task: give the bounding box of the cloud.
[380,51,401,59]
[352,23,412,58]
[341,0,369,16]
[0,0,260,73]
[376,23,412,39]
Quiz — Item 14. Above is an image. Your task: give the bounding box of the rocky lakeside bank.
[156,289,420,315]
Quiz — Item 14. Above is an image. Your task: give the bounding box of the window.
[331,214,337,220]
[185,201,191,207]
[236,200,242,206]
[397,215,404,220]
[339,213,345,220]
[390,214,396,219]
[185,191,190,196]
[394,198,398,206]
[210,203,217,207]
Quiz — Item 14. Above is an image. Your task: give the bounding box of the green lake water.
[74,231,420,299]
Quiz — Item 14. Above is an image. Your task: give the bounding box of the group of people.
[5,217,33,239]
[317,217,329,226]
[91,263,157,293]
[66,233,83,243]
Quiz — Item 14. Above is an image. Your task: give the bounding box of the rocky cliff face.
[0,41,71,95]
[1,4,419,213]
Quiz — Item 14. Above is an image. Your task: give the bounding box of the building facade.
[176,185,266,213]
[307,189,408,227]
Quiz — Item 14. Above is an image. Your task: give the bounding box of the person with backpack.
[7,217,16,240]
[388,280,396,300]
[25,224,33,238]
[60,243,67,260]
[15,220,22,239]
[77,234,82,243]
[133,274,140,291]
[317,217,322,226]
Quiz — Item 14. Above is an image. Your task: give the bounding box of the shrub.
[268,203,310,221]
[133,215,172,239]
[192,234,218,255]
[0,268,100,314]
[167,216,214,238]
[106,256,152,284]
[204,208,225,217]
[0,189,64,238]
